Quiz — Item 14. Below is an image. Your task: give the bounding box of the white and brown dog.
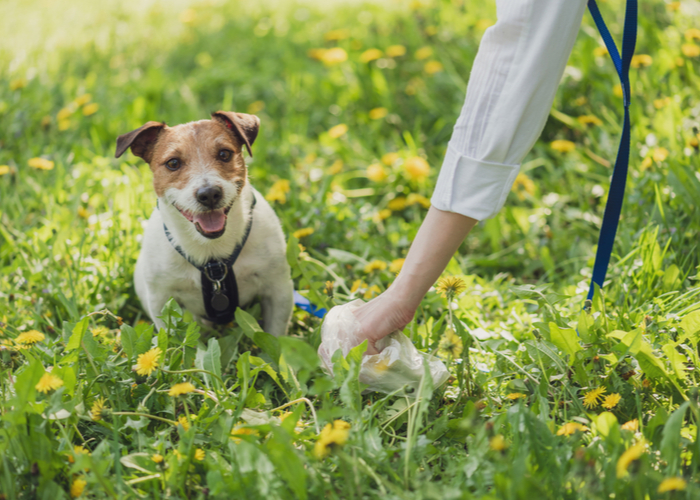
[116,111,293,336]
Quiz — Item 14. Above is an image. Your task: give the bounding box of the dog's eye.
[218,149,233,162]
[166,158,180,171]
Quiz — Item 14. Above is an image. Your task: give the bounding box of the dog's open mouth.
[175,203,233,239]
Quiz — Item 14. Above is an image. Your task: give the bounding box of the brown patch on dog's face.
[147,120,248,198]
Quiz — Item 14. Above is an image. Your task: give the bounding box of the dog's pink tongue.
[194,209,226,233]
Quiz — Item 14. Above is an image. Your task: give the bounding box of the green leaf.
[65,317,89,351]
[593,411,618,438]
[120,324,136,359]
[236,308,263,336]
[577,311,594,343]
[278,336,320,371]
[662,344,687,381]
[134,324,154,355]
[548,322,581,364]
[157,328,169,358]
[660,402,689,474]
[196,338,222,387]
[264,427,307,500]
[680,310,700,340]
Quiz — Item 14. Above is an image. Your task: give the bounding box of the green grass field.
[2,0,700,498]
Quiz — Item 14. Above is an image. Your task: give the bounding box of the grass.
[2,0,700,498]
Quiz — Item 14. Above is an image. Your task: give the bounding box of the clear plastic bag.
[318,299,450,394]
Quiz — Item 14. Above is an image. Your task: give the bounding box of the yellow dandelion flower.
[77,206,89,219]
[324,29,350,41]
[265,179,291,204]
[324,281,334,295]
[550,140,576,153]
[489,435,507,451]
[74,94,92,106]
[151,454,164,463]
[374,209,392,222]
[475,19,494,31]
[247,101,265,114]
[10,78,28,91]
[91,326,108,337]
[506,393,527,400]
[169,382,196,397]
[82,103,99,116]
[320,47,348,65]
[631,54,652,68]
[350,280,366,294]
[582,387,606,409]
[134,347,161,376]
[15,330,45,344]
[386,45,406,57]
[28,157,55,170]
[438,328,463,359]
[577,114,603,126]
[667,1,680,10]
[686,28,700,41]
[173,449,184,459]
[293,227,314,239]
[328,124,348,138]
[72,445,91,459]
[613,83,624,98]
[602,393,622,410]
[360,48,383,63]
[177,415,191,431]
[364,260,387,273]
[0,165,11,176]
[652,147,669,162]
[179,8,196,23]
[616,441,646,478]
[682,43,700,58]
[387,196,407,211]
[404,156,430,181]
[91,397,106,421]
[382,152,400,165]
[406,193,431,208]
[194,448,205,461]
[512,173,535,200]
[415,47,433,60]
[640,156,653,171]
[654,97,671,109]
[36,372,64,393]
[314,420,351,458]
[621,419,639,431]
[366,163,387,182]
[70,477,87,498]
[58,119,71,131]
[57,107,73,121]
[557,422,589,436]
[593,46,609,57]
[425,25,438,36]
[658,477,687,493]
[230,426,259,443]
[389,258,405,274]
[369,107,388,120]
[424,60,443,75]
[363,285,381,299]
[435,276,467,298]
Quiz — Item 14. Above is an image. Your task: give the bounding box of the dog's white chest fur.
[134,186,293,336]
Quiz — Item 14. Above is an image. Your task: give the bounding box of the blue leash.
[586,0,638,300]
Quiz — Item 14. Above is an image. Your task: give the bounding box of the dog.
[115,111,293,336]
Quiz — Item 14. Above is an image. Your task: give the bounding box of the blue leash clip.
[586,0,638,300]
[293,290,327,318]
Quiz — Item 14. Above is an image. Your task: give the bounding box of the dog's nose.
[196,186,223,209]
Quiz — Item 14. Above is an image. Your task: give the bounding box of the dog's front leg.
[141,284,171,332]
[261,282,294,337]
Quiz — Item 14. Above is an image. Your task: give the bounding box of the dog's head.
[115,111,259,239]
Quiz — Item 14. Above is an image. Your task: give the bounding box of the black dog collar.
[162,195,257,325]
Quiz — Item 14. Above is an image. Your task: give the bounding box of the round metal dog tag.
[211,292,229,312]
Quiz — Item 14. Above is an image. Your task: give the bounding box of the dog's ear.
[211,111,260,157]
[115,122,166,162]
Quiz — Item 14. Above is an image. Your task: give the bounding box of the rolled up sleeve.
[431,0,589,220]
